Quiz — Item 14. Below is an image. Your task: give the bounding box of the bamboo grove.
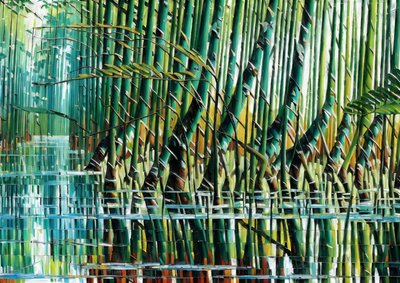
[2,0,400,281]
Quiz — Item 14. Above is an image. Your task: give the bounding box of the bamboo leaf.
[344,69,400,115]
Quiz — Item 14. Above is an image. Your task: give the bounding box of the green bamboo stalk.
[264,0,315,164]
[392,0,400,188]
[355,115,384,200]
[101,1,113,131]
[258,0,279,156]
[285,0,338,197]
[126,0,212,185]
[134,2,216,268]
[223,0,244,107]
[148,0,169,266]
[162,1,195,267]
[130,0,156,180]
[164,0,221,264]
[394,0,400,68]
[162,0,194,165]
[317,0,329,111]
[102,0,132,263]
[341,0,378,177]
[119,0,135,177]
[180,0,212,116]
[270,0,288,127]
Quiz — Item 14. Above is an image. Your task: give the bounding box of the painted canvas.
[1,0,400,281]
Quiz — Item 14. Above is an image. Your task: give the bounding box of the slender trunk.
[264,0,315,164]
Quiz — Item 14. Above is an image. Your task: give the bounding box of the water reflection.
[0,136,399,281]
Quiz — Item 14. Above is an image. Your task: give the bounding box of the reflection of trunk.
[388,222,400,278]
[358,222,372,279]
[318,219,335,278]
[104,168,129,262]
[396,138,400,188]
[164,140,204,264]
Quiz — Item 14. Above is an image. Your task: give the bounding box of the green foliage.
[345,69,400,115]
[2,0,400,281]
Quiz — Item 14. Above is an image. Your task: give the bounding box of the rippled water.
[1,136,399,281]
[0,136,100,281]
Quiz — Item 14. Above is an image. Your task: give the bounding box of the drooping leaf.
[344,69,400,115]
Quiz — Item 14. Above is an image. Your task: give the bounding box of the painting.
[0,0,400,281]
